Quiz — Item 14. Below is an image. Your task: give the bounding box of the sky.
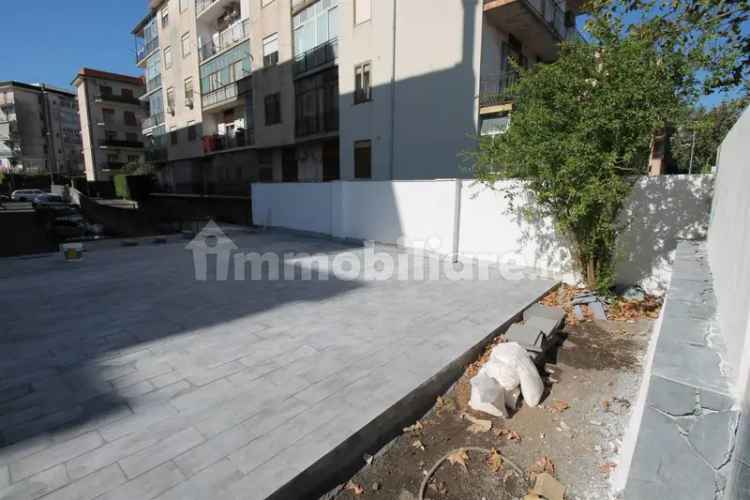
[0,1,146,91]
[0,1,744,107]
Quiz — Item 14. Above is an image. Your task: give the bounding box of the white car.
[11,189,45,201]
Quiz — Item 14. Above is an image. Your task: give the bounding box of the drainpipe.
[388,0,398,180]
[452,179,462,263]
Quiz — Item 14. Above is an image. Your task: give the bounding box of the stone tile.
[150,372,184,389]
[10,431,104,482]
[117,380,156,399]
[45,463,126,500]
[99,403,179,441]
[0,464,9,489]
[0,435,53,467]
[170,379,238,416]
[184,362,246,387]
[226,453,302,500]
[687,411,739,469]
[0,464,68,500]
[647,375,698,416]
[153,459,244,500]
[118,427,204,479]
[96,461,185,500]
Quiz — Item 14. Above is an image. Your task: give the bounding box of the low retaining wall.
[252,175,713,293]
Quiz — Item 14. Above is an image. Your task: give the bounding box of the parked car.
[32,193,68,210]
[11,189,45,201]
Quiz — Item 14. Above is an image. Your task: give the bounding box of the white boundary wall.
[252,175,713,293]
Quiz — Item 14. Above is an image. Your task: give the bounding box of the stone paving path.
[0,231,552,500]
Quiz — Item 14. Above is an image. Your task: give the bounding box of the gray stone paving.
[0,230,552,500]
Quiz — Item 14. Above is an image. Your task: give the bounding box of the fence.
[252,175,714,293]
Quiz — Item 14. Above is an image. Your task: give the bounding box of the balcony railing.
[100,139,144,149]
[202,130,250,154]
[136,36,160,65]
[202,82,239,109]
[98,93,142,106]
[294,39,338,76]
[484,0,571,41]
[199,19,250,62]
[146,74,162,94]
[142,113,165,131]
[479,72,518,107]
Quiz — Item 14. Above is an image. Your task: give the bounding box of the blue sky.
[0,1,145,90]
[0,1,743,107]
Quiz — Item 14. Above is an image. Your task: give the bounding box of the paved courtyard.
[0,229,553,500]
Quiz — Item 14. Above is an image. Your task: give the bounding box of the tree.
[671,96,749,173]
[469,34,691,292]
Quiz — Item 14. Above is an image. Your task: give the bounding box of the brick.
[118,427,204,478]
[10,431,104,481]
[96,461,185,500]
[46,463,126,500]
[153,458,244,500]
[0,464,67,500]
[66,415,190,480]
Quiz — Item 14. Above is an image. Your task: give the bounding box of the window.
[262,33,279,67]
[179,0,188,13]
[126,132,139,143]
[264,93,281,125]
[124,111,137,126]
[187,121,197,141]
[170,127,178,145]
[161,6,169,28]
[480,112,510,136]
[184,78,194,108]
[181,32,192,58]
[105,130,117,142]
[107,153,119,163]
[102,108,115,124]
[354,0,371,24]
[100,85,113,97]
[354,63,371,104]
[166,87,175,114]
[164,47,173,70]
[354,140,371,179]
[292,0,338,57]
[122,88,134,99]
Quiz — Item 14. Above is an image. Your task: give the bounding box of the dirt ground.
[330,318,653,500]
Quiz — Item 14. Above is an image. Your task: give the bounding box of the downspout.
[388,0,397,180]
[452,179,462,263]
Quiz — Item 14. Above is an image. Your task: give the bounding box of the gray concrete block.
[0,464,68,500]
[700,389,734,411]
[135,381,193,406]
[0,464,9,489]
[10,431,103,482]
[185,362,247,387]
[117,380,156,399]
[118,427,204,479]
[227,452,303,500]
[0,435,53,468]
[170,379,238,416]
[150,372,183,389]
[504,323,546,351]
[96,461,185,500]
[46,463,126,500]
[687,411,739,469]
[647,375,697,416]
[523,303,564,335]
[153,458,244,500]
[99,403,179,441]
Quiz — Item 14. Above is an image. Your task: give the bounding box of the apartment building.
[0,81,83,175]
[131,0,582,190]
[73,69,148,181]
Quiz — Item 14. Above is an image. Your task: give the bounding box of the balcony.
[142,113,165,131]
[479,72,518,110]
[202,82,240,111]
[100,139,144,149]
[294,39,338,77]
[199,19,249,63]
[196,0,239,22]
[484,0,572,61]
[145,74,162,94]
[202,130,250,154]
[144,146,168,163]
[97,93,142,106]
[136,36,160,66]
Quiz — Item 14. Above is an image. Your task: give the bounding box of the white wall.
[252,175,713,292]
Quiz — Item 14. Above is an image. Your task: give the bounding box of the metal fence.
[479,72,518,108]
[293,39,338,76]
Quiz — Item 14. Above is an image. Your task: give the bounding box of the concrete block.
[118,426,204,479]
[153,458,244,500]
[96,461,185,500]
[10,431,103,481]
[523,303,565,335]
[687,411,739,469]
[0,464,68,500]
[150,372,183,389]
[0,464,9,489]
[99,403,179,441]
[505,323,546,352]
[170,379,238,416]
[47,463,126,500]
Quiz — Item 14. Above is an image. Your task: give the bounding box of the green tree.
[671,96,749,173]
[469,34,692,292]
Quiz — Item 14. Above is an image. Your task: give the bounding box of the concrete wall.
[707,106,750,499]
[252,175,713,291]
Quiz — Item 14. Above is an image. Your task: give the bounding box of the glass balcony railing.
[146,74,162,94]
[199,19,250,63]
[142,113,165,131]
[100,138,144,149]
[202,130,250,154]
[136,37,160,65]
[201,82,239,109]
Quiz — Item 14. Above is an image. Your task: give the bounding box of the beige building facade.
[131,0,582,191]
[73,69,148,181]
[0,81,83,176]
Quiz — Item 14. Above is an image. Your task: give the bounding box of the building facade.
[73,69,148,181]
[0,81,83,176]
[131,0,582,191]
